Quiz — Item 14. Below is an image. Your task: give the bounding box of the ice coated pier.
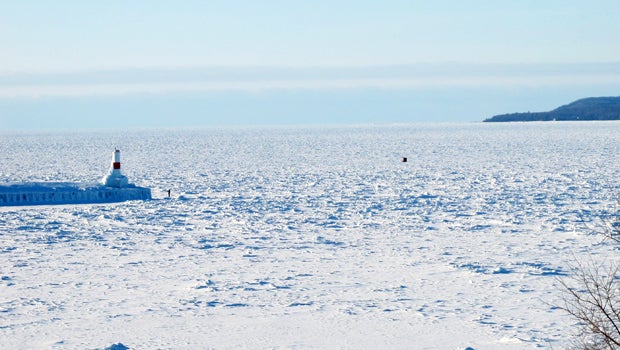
[0,149,151,206]
[0,182,151,206]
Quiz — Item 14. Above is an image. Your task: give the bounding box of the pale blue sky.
[1,1,619,129]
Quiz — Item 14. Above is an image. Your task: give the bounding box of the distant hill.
[484,96,620,122]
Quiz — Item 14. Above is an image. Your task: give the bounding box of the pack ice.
[0,123,619,349]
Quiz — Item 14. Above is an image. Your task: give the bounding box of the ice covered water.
[0,122,619,349]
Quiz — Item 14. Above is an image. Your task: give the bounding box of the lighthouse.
[102,149,129,188]
[0,148,151,206]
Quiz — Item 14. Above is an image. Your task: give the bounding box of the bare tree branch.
[556,258,620,349]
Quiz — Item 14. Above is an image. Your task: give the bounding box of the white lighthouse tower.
[102,149,129,188]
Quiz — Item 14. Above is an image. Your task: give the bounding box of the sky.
[1,0,620,130]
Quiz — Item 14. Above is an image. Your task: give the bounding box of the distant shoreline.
[484,96,620,122]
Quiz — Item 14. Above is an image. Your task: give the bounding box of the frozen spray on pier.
[102,149,129,188]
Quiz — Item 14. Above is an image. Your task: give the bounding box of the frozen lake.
[1,122,619,349]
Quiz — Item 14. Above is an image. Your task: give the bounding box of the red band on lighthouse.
[113,162,121,170]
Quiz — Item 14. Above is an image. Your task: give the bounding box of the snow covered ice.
[1,122,619,349]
